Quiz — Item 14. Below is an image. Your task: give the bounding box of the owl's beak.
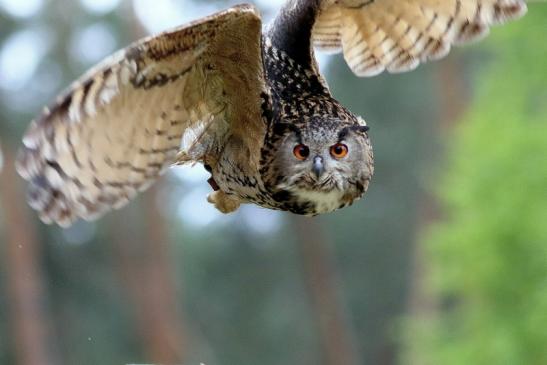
[312,156,324,178]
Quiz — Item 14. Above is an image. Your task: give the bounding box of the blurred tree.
[110,187,188,364]
[404,5,547,365]
[405,54,468,364]
[0,146,59,365]
[293,216,362,365]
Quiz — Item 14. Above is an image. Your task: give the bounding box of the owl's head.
[261,116,374,215]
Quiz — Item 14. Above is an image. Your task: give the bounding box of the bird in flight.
[16,0,527,227]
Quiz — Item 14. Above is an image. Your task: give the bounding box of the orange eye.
[330,143,348,159]
[293,144,310,160]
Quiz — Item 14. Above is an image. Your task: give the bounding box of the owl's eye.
[293,144,310,160]
[330,143,348,159]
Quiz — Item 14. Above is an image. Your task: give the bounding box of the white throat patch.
[294,188,344,214]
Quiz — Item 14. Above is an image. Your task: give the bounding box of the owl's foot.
[207,190,241,214]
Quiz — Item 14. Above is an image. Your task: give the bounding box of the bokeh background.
[0,1,546,365]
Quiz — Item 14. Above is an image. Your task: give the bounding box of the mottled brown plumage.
[16,0,527,226]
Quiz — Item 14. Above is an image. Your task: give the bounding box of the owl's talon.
[207,176,220,191]
[207,191,241,214]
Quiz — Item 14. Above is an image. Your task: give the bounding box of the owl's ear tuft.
[338,125,369,141]
[352,125,369,134]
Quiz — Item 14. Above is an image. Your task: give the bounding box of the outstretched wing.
[313,0,527,76]
[16,5,264,227]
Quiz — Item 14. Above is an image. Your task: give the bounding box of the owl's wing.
[16,5,264,227]
[313,0,527,76]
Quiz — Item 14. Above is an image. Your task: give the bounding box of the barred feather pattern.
[15,5,263,227]
[313,0,527,76]
[16,48,214,227]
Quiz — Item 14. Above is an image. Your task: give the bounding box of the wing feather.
[16,5,264,226]
[313,0,527,76]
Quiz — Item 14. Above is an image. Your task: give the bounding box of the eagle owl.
[16,0,527,227]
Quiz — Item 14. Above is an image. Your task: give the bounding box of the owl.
[16,0,527,227]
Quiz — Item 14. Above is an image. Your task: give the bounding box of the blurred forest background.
[0,1,545,365]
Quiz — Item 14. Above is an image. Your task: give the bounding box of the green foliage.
[407,6,547,365]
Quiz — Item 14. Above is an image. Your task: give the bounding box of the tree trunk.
[405,56,469,363]
[0,145,58,365]
[111,184,187,364]
[293,216,362,365]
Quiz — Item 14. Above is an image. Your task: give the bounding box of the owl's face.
[262,117,374,215]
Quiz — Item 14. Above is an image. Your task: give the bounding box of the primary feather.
[313,0,527,76]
